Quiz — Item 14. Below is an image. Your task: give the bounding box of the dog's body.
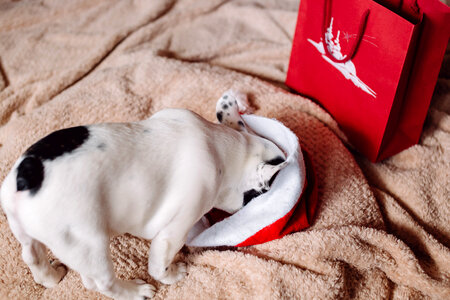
[1,92,286,300]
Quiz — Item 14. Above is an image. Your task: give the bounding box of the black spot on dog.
[143,129,150,133]
[229,101,233,106]
[223,95,228,99]
[97,143,106,151]
[263,157,285,187]
[243,189,267,206]
[25,126,90,160]
[216,112,223,123]
[238,121,245,127]
[266,156,285,166]
[222,104,229,110]
[268,172,280,187]
[63,229,74,244]
[17,126,90,195]
[16,156,44,195]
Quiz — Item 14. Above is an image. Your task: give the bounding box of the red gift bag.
[286,0,450,162]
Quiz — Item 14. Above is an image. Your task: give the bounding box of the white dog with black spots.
[0,90,286,300]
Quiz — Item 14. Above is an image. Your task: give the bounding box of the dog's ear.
[258,157,287,188]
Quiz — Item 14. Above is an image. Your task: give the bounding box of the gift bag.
[286,0,450,162]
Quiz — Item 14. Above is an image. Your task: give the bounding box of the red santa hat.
[187,114,318,247]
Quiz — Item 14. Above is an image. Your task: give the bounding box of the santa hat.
[186,114,318,247]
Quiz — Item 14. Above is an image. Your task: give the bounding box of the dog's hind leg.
[6,215,67,288]
[54,235,156,300]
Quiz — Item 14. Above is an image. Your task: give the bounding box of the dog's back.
[1,109,269,241]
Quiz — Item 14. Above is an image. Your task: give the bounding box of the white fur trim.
[187,115,305,247]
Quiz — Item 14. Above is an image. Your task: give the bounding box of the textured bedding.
[0,0,449,299]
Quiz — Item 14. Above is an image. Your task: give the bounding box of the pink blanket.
[0,1,448,299]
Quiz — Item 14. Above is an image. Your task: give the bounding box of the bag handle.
[322,0,370,63]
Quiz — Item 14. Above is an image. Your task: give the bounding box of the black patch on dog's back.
[16,126,90,195]
[24,126,90,160]
[16,156,44,195]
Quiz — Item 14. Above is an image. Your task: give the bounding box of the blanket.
[0,0,448,299]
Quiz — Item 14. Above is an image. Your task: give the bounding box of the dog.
[0,91,286,299]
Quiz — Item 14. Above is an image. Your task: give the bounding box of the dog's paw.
[220,90,252,114]
[131,279,156,299]
[216,90,249,132]
[36,259,68,288]
[159,262,187,285]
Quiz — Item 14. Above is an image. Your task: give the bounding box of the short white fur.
[0,91,286,300]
